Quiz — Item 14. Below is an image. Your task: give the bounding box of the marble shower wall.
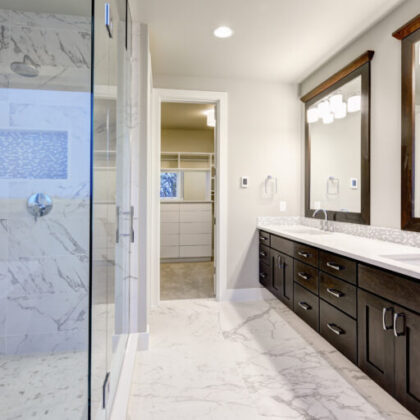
[0,10,91,355]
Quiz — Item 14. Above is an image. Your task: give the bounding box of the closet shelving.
[161,151,214,171]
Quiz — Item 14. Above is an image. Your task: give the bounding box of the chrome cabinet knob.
[27,193,53,221]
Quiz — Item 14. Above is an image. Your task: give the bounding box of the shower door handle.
[116,206,134,243]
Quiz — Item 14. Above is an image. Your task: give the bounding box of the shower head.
[10,55,39,78]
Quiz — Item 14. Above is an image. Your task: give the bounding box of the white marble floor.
[128,298,414,420]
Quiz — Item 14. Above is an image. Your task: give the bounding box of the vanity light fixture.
[329,93,343,113]
[347,95,361,112]
[213,26,234,38]
[317,100,330,118]
[307,107,319,123]
[322,112,334,124]
[334,102,347,119]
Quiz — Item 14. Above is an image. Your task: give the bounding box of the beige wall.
[161,128,214,153]
[300,0,420,229]
[155,75,301,289]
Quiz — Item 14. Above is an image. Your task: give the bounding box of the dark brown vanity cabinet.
[258,229,420,417]
[271,249,293,309]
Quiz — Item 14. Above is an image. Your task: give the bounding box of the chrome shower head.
[10,55,39,78]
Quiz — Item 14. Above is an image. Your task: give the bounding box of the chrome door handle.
[326,288,344,298]
[116,206,120,243]
[326,262,342,271]
[277,255,283,269]
[259,273,267,279]
[298,302,311,311]
[130,206,135,243]
[327,323,345,335]
[298,251,310,258]
[382,307,393,331]
[393,313,406,337]
[297,272,310,281]
[259,251,267,257]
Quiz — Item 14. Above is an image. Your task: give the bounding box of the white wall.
[300,0,420,229]
[154,75,301,289]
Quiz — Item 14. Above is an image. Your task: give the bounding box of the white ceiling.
[138,0,405,83]
[161,103,215,130]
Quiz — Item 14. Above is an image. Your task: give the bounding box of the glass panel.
[414,41,420,217]
[308,75,362,213]
[0,1,92,419]
[91,0,131,417]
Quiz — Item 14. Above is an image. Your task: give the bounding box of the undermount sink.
[280,226,331,235]
[380,253,420,267]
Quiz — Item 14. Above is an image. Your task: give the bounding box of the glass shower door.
[91,0,132,417]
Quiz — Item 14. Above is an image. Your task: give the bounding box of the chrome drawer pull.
[277,255,283,269]
[382,307,393,331]
[260,236,268,241]
[326,262,342,271]
[326,288,344,298]
[259,273,267,279]
[327,323,344,335]
[393,313,406,337]
[297,272,310,281]
[298,301,311,311]
[298,251,310,258]
[259,251,267,257]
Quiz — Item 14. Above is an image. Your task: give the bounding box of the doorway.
[160,103,216,300]
[151,89,228,306]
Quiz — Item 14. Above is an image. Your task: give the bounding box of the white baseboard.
[137,327,150,351]
[110,333,139,420]
[222,287,274,302]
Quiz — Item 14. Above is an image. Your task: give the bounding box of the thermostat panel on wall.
[350,178,358,189]
[240,176,249,188]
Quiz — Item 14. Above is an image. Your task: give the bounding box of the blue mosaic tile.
[0,129,68,179]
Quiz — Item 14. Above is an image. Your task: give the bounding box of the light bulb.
[307,107,319,123]
[317,100,330,117]
[213,26,234,38]
[329,94,343,113]
[322,113,334,124]
[348,95,361,112]
[334,102,347,119]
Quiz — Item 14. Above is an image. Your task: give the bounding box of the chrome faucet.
[313,208,328,231]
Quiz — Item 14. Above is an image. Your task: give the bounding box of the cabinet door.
[271,250,293,309]
[358,289,395,394]
[394,306,420,417]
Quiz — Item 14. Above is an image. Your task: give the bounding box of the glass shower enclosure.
[0,0,133,418]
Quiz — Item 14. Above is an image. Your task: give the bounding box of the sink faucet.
[313,208,328,231]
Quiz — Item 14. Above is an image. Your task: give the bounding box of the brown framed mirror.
[301,51,373,225]
[393,15,420,231]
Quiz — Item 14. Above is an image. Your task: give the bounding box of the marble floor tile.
[128,298,415,420]
[160,261,214,300]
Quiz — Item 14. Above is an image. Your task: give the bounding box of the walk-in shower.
[0,0,133,418]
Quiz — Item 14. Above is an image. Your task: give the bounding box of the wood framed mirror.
[301,51,373,225]
[393,15,420,231]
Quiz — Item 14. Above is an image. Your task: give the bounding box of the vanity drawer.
[358,264,420,314]
[259,262,272,289]
[320,300,357,363]
[319,272,357,318]
[259,230,270,246]
[294,260,319,294]
[294,283,319,331]
[271,234,294,257]
[259,244,270,266]
[294,242,319,267]
[319,251,357,284]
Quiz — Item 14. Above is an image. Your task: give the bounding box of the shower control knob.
[27,193,53,221]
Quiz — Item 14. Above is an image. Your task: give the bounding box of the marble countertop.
[257,223,420,280]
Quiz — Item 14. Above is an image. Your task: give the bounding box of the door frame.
[150,88,228,306]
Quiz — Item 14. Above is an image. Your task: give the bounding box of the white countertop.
[257,223,420,280]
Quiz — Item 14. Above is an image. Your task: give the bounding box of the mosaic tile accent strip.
[0,129,68,179]
[257,216,420,248]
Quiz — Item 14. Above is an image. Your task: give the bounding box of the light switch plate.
[279,201,287,212]
[240,176,248,188]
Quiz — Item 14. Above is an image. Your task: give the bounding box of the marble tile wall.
[0,10,91,355]
[257,216,420,248]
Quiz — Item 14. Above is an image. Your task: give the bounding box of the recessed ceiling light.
[213,26,234,38]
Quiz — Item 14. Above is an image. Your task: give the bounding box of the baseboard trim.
[137,328,150,351]
[223,287,274,302]
[110,333,139,420]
